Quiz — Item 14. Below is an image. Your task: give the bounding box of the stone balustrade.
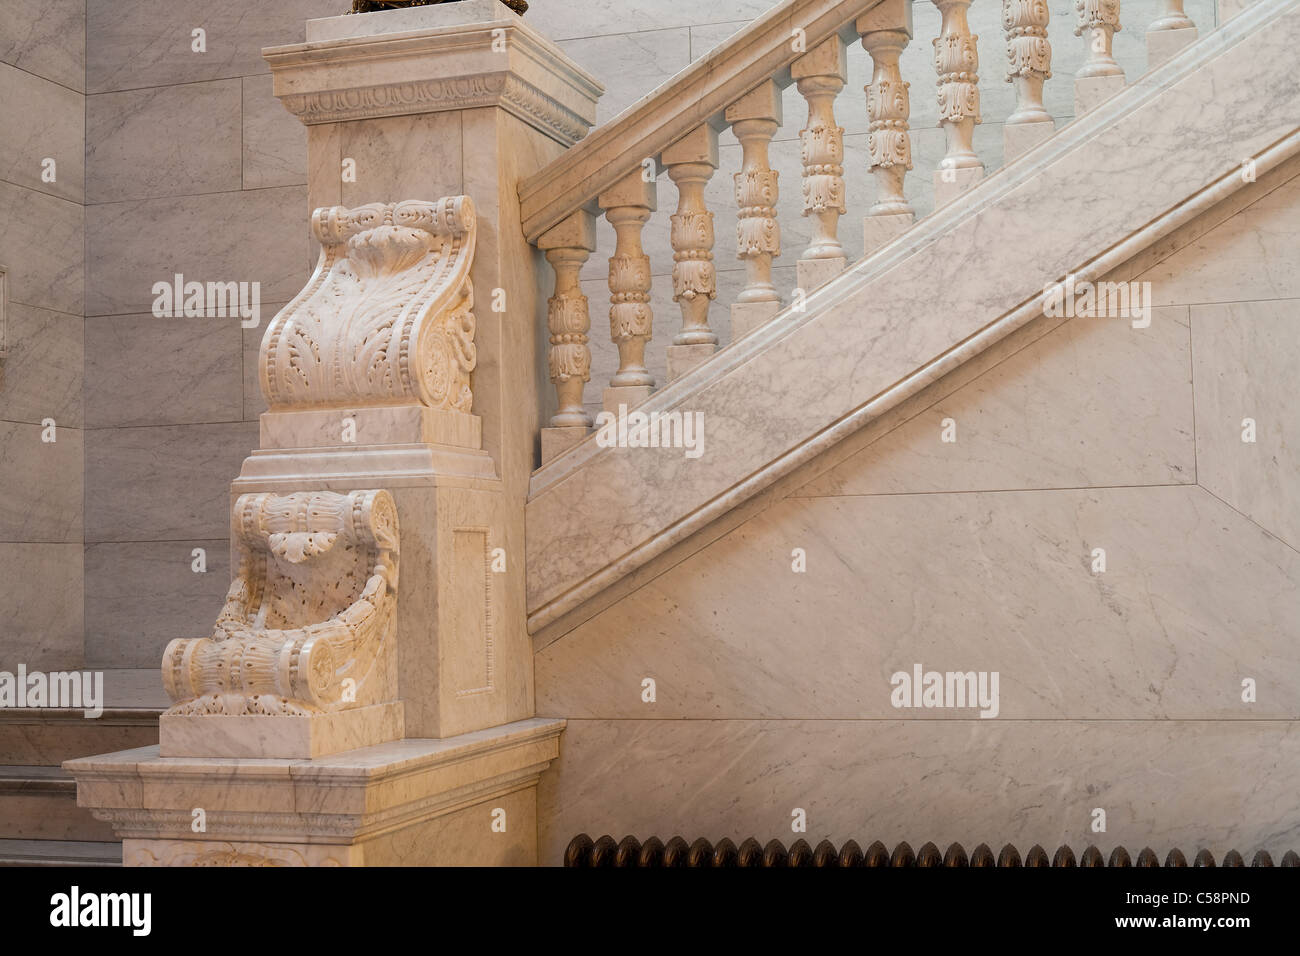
[530,0,1204,463]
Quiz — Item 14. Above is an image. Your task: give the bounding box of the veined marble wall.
[80,0,338,668]
[534,157,1300,863]
[0,0,86,670]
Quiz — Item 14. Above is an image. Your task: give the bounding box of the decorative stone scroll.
[260,197,477,413]
[162,489,399,716]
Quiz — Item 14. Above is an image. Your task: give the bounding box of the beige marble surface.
[84,422,258,541]
[86,79,242,203]
[0,303,83,428]
[538,485,1300,719]
[241,74,307,190]
[0,543,83,670]
[83,540,231,670]
[0,420,82,543]
[1192,299,1300,551]
[0,0,85,91]
[0,61,84,204]
[85,186,308,317]
[84,314,243,428]
[537,717,1300,865]
[0,178,82,317]
[525,0,1300,623]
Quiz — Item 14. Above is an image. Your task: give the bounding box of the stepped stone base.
[68,717,564,867]
[731,300,781,341]
[1075,73,1127,115]
[934,165,983,207]
[1004,120,1054,162]
[796,256,846,293]
[666,343,717,381]
[1148,27,1199,69]
[863,212,914,255]
[541,424,589,464]
[158,701,405,760]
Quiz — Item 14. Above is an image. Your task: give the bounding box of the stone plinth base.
[796,256,846,293]
[1075,73,1126,115]
[730,300,780,341]
[67,717,565,867]
[934,165,983,208]
[863,212,914,254]
[1148,27,1198,69]
[666,343,716,381]
[1004,120,1054,162]
[540,424,589,464]
[602,384,653,415]
[159,701,405,760]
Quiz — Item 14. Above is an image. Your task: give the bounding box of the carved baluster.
[1074,0,1125,114]
[1003,0,1054,159]
[1147,1,1197,68]
[537,210,597,464]
[662,125,720,382]
[932,0,983,206]
[725,80,782,341]
[793,36,848,292]
[598,171,656,413]
[859,0,915,253]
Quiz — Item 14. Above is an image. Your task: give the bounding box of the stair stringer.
[525,0,1300,634]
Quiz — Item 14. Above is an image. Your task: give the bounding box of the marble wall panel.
[538,485,1300,719]
[0,62,84,203]
[0,0,84,92]
[0,421,82,543]
[85,0,336,93]
[84,422,258,542]
[85,185,308,317]
[0,303,83,428]
[84,313,243,428]
[86,79,242,203]
[0,543,83,670]
[1192,299,1300,551]
[530,0,773,41]
[555,28,691,127]
[83,539,231,669]
[0,178,83,316]
[537,717,1300,864]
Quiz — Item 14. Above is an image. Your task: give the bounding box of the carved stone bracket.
[261,197,477,413]
[162,489,400,717]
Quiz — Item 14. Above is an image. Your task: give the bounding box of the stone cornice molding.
[518,0,890,241]
[524,0,1300,634]
[264,14,601,145]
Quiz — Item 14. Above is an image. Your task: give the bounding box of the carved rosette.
[797,73,847,261]
[1075,0,1123,78]
[161,489,400,716]
[933,0,982,169]
[606,204,655,387]
[545,246,593,427]
[1004,0,1052,125]
[261,197,477,414]
[862,27,914,218]
[668,164,718,346]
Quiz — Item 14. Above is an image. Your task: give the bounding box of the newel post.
[67,0,600,868]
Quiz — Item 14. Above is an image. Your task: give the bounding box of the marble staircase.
[523,0,1296,637]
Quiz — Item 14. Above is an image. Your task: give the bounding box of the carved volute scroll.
[1004,0,1052,125]
[162,489,400,716]
[260,197,477,412]
[1075,0,1124,79]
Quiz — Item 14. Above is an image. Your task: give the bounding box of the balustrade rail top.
[518,0,887,241]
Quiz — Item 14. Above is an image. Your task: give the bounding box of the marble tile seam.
[82,181,300,210]
[87,69,275,98]
[0,178,83,208]
[546,717,1300,723]
[1,59,85,98]
[1194,482,1300,557]
[561,20,754,45]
